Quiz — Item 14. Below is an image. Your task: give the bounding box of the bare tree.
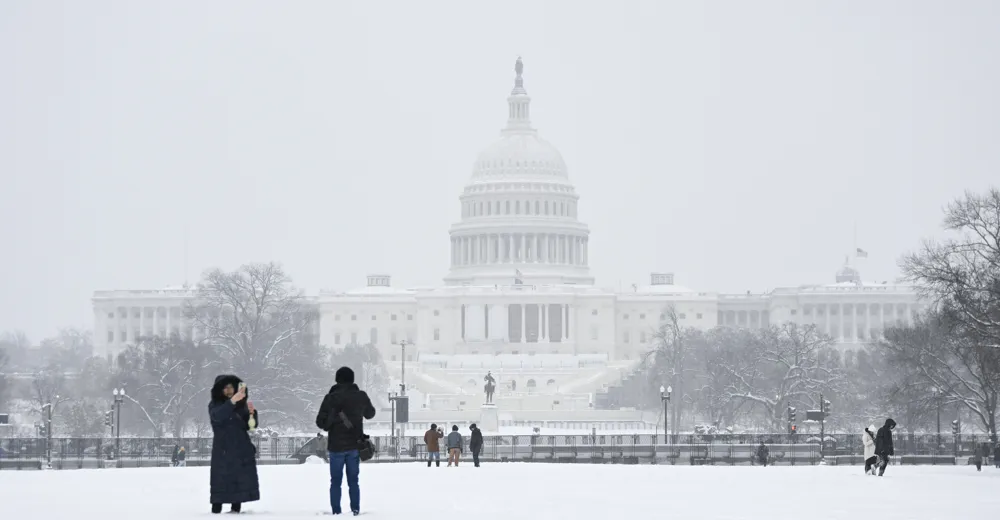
[0,347,9,408]
[188,262,325,426]
[646,306,700,434]
[26,365,73,430]
[901,188,1000,350]
[720,324,841,432]
[116,335,219,437]
[881,311,1000,441]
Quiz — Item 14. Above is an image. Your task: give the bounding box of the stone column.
[166,308,174,339]
[539,303,548,343]
[508,234,515,263]
[152,308,159,338]
[564,304,570,341]
[520,304,526,343]
[139,307,145,339]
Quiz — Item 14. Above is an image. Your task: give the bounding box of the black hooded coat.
[875,418,896,458]
[209,375,260,504]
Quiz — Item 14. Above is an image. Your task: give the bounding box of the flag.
[856,248,868,258]
[514,269,523,285]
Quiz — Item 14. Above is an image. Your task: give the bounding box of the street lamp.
[112,387,125,466]
[660,385,672,444]
[41,401,54,468]
[932,387,942,452]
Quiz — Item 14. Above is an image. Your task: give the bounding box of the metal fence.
[0,433,994,470]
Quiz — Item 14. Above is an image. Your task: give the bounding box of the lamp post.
[112,387,125,466]
[397,340,408,448]
[660,385,672,444]
[41,401,54,468]
[932,387,942,453]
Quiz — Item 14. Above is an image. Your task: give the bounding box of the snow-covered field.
[2,462,998,519]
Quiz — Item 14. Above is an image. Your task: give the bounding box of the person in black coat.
[315,367,376,516]
[208,375,260,514]
[874,418,896,477]
[469,423,484,467]
[756,442,770,467]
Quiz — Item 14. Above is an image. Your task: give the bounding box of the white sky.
[2,0,998,340]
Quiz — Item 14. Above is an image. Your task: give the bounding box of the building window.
[679,313,687,319]
[639,313,646,320]
[390,331,397,344]
[107,330,114,342]
[369,328,378,344]
[640,331,647,344]
[659,313,665,321]
[108,312,114,319]
[334,315,340,321]
[407,314,413,321]
[391,314,397,321]
[371,315,377,321]
[334,333,341,345]
[433,328,440,340]
[696,313,703,320]
[623,314,629,320]
[623,332,630,344]
[791,309,798,316]
[351,315,357,321]
[590,326,598,340]
[350,332,358,344]
[505,201,510,214]
[591,309,597,316]
[535,201,540,214]
[433,310,440,317]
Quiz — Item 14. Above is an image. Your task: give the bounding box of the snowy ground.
[3,462,998,519]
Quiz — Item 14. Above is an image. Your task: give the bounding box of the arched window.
[546,379,556,387]
[535,201,540,214]
[527,379,537,388]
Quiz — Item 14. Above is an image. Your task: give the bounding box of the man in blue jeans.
[315,367,376,516]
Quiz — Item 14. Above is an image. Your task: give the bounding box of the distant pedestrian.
[863,424,878,475]
[469,424,483,467]
[208,375,260,514]
[171,445,180,467]
[446,425,463,467]
[874,418,896,477]
[315,367,376,517]
[974,444,984,471]
[424,424,444,467]
[756,441,769,467]
[994,444,1000,469]
[176,446,186,467]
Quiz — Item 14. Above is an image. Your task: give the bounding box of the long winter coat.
[863,425,877,460]
[209,375,260,505]
[875,418,896,458]
[470,428,484,453]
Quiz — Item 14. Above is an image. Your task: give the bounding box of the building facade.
[92,59,922,426]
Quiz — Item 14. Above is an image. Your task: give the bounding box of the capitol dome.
[445,58,594,288]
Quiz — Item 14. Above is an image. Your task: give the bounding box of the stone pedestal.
[479,403,499,433]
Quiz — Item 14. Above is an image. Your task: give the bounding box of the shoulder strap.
[338,411,354,429]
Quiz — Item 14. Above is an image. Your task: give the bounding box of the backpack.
[338,411,376,462]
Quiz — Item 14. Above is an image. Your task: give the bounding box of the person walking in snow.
[176,446,186,467]
[756,441,769,467]
[994,443,1000,469]
[874,418,896,477]
[315,367,377,517]
[862,424,878,475]
[469,423,484,467]
[208,375,260,514]
[973,444,984,471]
[171,445,180,467]
[446,425,464,467]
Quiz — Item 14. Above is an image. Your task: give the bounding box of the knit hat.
[335,366,355,384]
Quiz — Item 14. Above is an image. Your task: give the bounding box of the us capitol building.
[92,59,922,432]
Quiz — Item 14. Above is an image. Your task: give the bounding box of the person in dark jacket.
[171,445,180,467]
[469,423,484,467]
[756,442,769,467]
[315,367,376,517]
[176,445,187,467]
[994,444,1000,469]
[874,418,896,477]
[208,374,260,514]
[973,443,984,471]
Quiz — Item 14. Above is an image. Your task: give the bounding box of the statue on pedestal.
[483,371,497,404]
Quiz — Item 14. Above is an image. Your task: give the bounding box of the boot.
[435,460,440,467]
[230,503,241,514]
[427,459,432,467]
[212,504,223,514]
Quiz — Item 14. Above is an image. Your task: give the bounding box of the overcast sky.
[2,1,998,341]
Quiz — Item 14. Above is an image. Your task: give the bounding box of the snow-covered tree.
[115,335,219,437]
[880,310,1000,442]
[187,262,325,427]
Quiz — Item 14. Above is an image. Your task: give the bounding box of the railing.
[1,433,993,470]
